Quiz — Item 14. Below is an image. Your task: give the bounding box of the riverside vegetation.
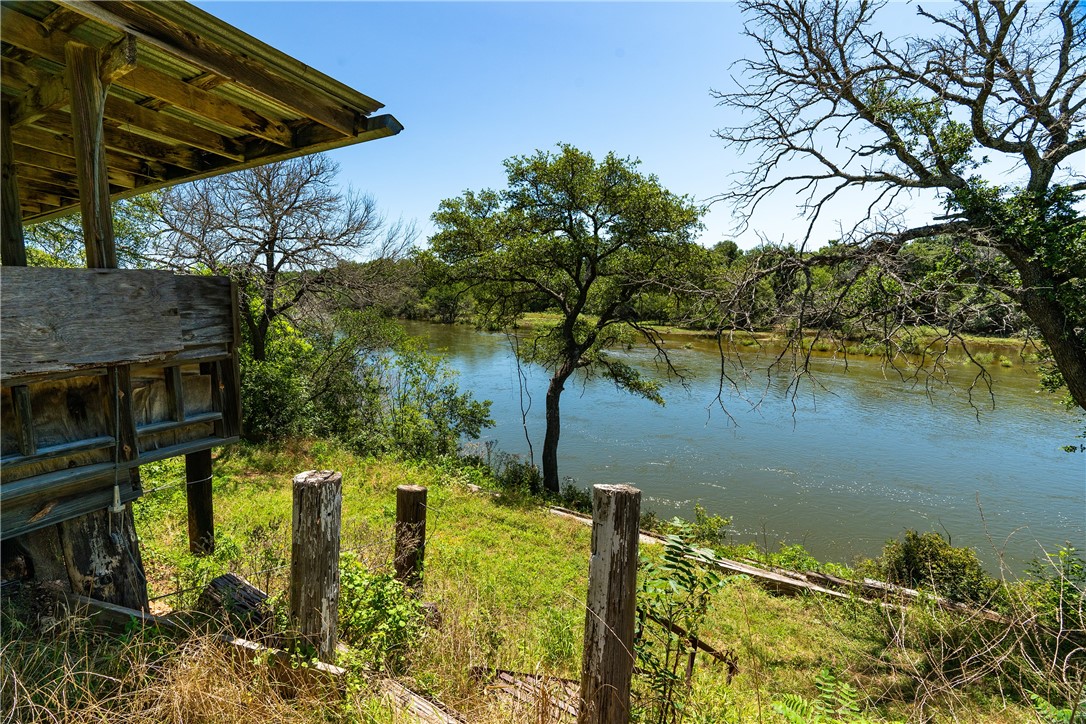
[2,439,1082,723]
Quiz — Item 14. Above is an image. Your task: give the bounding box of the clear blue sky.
[190,2,1067,250]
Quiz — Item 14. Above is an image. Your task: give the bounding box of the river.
[402,320,1085,573]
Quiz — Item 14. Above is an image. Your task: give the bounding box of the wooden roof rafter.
[1,0,402,224]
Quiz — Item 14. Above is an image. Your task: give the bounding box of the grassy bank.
[2,443,1076,722]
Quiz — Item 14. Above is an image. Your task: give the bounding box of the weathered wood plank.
[0,268,184,381]
[1,435,115,469]
[11,386,36,457]
[382,679,468,724]
[2,472,141,542]
[176,275,236,348]
[164,365,186,422]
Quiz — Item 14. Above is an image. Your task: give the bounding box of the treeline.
[387,235,1028,341]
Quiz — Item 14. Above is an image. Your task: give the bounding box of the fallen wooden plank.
[471,666,579,722]
[380,679,467,724]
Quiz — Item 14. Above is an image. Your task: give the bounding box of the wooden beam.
[15,147,147,186]
[99,34,138,85]
[56,1,364,136]
[15,161,136,193]
[10,72,67,129]
[0,9,243,161]
[119,65,293,147]
[10,386,36,456]
[1,56,44,93]
[1,101,27,265]
[15,138,168,182]
[103,96,245,162]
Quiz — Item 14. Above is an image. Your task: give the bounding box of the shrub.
[338,553,423,674]
[875,530,997,605]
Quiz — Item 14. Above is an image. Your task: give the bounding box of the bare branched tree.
[710,0,1086,411]
[157,154,413,360]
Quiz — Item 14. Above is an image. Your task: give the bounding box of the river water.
[402,320,1084,572]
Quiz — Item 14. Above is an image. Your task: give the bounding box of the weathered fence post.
[394,485,427,593]
[185,449,214,555]
[290,470,342,662]
[578,484,641,724]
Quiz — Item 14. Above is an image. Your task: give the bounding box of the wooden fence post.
[394,485,427,593]
[578,484,641,724]
[185,449,214,555]
[290,470,342,662]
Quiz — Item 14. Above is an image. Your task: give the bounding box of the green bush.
[875,530,997,605]
[338,553,423,674]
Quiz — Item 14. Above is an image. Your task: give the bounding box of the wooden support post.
[290,470,342,662]
[578,484,641,724]
[65,41,115,269]
[394,485,427,593]
[185,449,214,555]
[53,40,148,610]
[1,100,27,266]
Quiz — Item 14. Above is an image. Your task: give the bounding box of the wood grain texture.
[176,275,235,348]
[578,484,640,724]
[394,485,427,593]
[1,101,27,266]
[58,500,148,609]
[0,268,183,381]
[185,449,214,555]
[65,42,115,269]
[290,470,342,662]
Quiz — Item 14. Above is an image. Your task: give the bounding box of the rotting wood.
[473,667,580,723]
[58,500,148,609]
[381,679,468,724]
[394,485,427,593]
[197,572,269,636]
[578,484,640,724]
[290,470,343,662]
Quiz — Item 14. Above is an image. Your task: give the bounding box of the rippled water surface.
[404,321,1085,571]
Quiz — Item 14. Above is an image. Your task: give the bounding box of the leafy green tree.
[431,145,702,493]
[23,194,161,268]
[713,0,1086,412]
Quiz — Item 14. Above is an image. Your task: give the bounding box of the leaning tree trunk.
[541,367,574,495]
[1003,245,1086,412]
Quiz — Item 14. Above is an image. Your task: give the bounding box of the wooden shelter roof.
[1,0,402,223]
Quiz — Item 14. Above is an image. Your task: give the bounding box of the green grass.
[3,442,1050,723]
